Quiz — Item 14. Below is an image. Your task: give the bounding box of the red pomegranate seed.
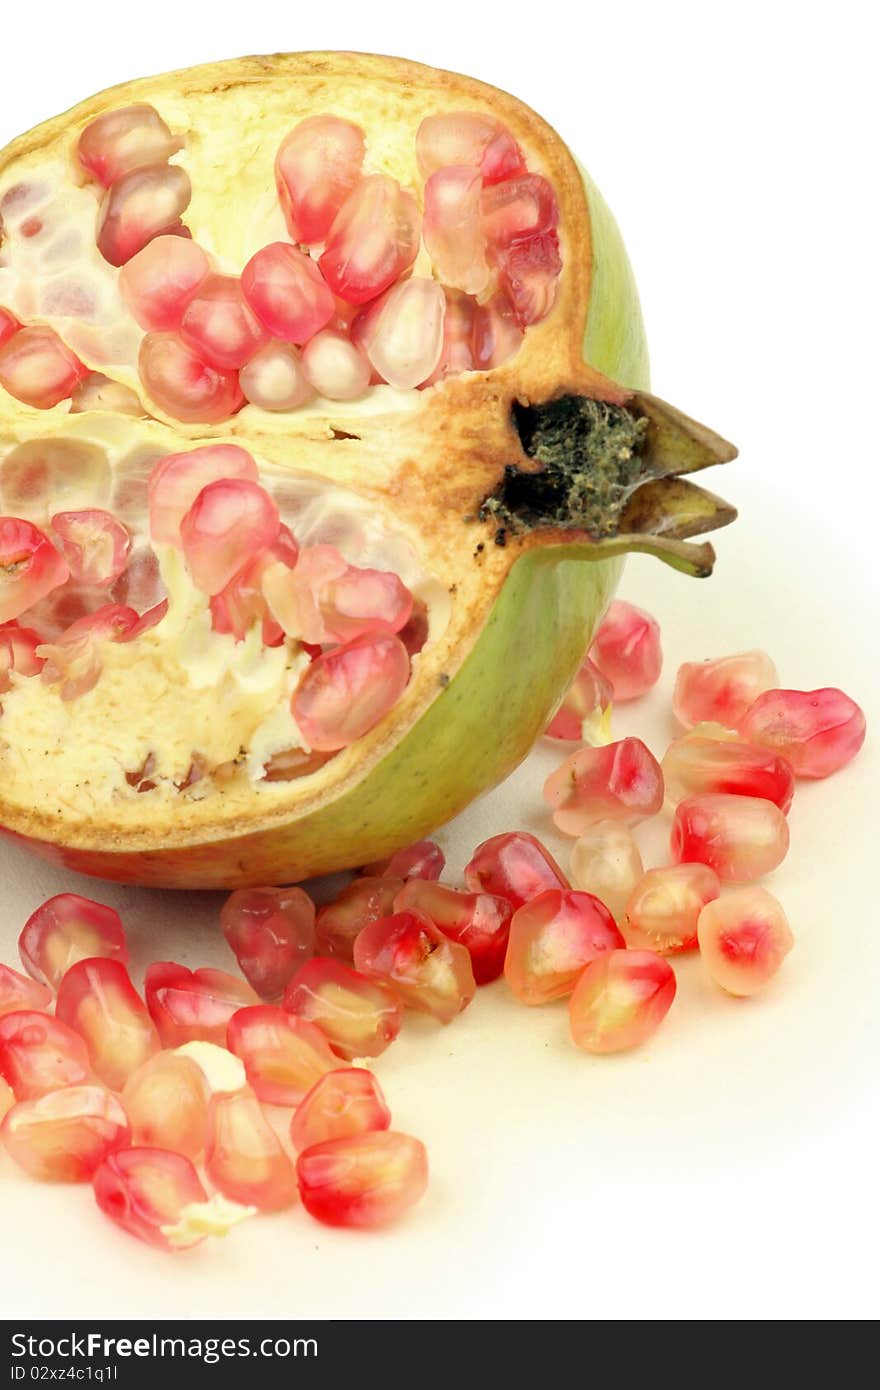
[464,831,569,909]
[394,880,512,984]
[0,306,21,347]
[69,372,144,416]
[544,737,665,835]
[145,963,259,1048]
[138,332,244,423]
[495,232,562,327]
[0,622,45,689]
[0,326,87,409]
[283,957,402,1060]
[275,115,365,245]
[416,112,524,184]
[220,886,315,1000]
[179,274,268,370]
[672,650,778,730]
[297,1130,428,1228]
[662,726,796,811]
[315,878,404,961]
[293,632,410,751]
[697,886,794,996]
[291,1068,390,1150]
[93,1147,210,1251]
[180,478,279,596]
[241,243,335,345]
[239,340,316,411]
[19,892,127,991]
[588,600,662,701]
[76,104,180,187]
[481,173,558,247]
[423,166,490,295]
[300,329,371,400]
[205,1086,298,1212]
[96,164,191,266]
[121,1052,208,1160]
[319,175,421,305]
[118,235,210,331]
[1,1084,129,1182]
[738,687,866,779]
[0,517,69,624]
[0,1010,90,1100]
[504,888,623,1005]
[50,509,131,588]
[471,292,523,370]
[148,443,258,544]
[569,949,676,1053]
[0,964,52,1018]
[425,289,477,382]
[671,793,789,882]
[569,822,644,922]
[623,863,721,954]
[365,840,445,881]
[362,278,446,389]
[226,1005,338,1106]
[546,656,614,741]
[353,910,476,1023]
[56,958,160,1091]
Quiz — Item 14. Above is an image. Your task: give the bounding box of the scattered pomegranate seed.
[121,1051,209,1160]
[569,949,676,1053]
[353,910,476,1023]
[364,840,446,882]
[623,863,721,954]
[0,1010,90,1100]
[76,104,180,187]
[297,1131,428,1228]
[1,1084,130,1182]
[416,112,524,184]
[19,892,127,991]
[96,163,191,266]
[283,957,402,1060]
[504,888,623,1005]
[697,886,794,996]
[93,1147,210,1251]
[471,292,523,370]
[588,600,662,701]
[226,1005,338,1106]
[239,340,316,411]
[291,1068,390,1150]
[423,166,490,296]
[362,278,446,389]
[319,175,421,305]
[145,963,259,1048]
[69,372,144,416]
[220,886,315,1001]
[568,821,644,923]
[672,649,778,729]
[148,443,258,545]
[394,880,511,985]
[180,479,279,596]
[546,656,614,741]
[544,737,665,835]
[118,235,210,331]
[50,509,131,588]
[138,332,245,423]
[0,326,87,409]
[671,793,790,882]
[315,877,403,961]
[205,1086,298,1212]
[300,329,371,400]
[293,632,410,751]
[56,958,160,1091]
[662,724,795,811]
[241,243,335,345]
[495,231,562,327]
[738,688,867,779]
[275,115,365,244]
[0,963,52,1017]
[464,831,569,909]
[0,306,21,347]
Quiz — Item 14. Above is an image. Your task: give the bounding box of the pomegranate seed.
[544,737,665,835]
[416,112,524,184]
[119,235,210,331]
[37,604,140,700]
[283,957,402,1060]
[69,372,144,416]
[241,243,335,345]
[239,340,316,411]
[0,326,87,408]
[623,863,721,954]
[738,687,867,779]
[315,877,403,961]
[353,910,476,1023]
[148,443,258,545]
[205,1086,298,1211]
[496,232,562,327]
[425,289,477,382]
[672,649,778,729]
[471,292,523,370]
[481,173,558,248]
[464,831,569,909]
[365,840,445,881]
[226,1005,338,1106]
[362,278,446,390]
[291,1068,390,1150]
[697,886,794,996]
[262,543,345,642]
[546,656,614,741]
[76,104,180,187]
[275,115,365,244]
[180,478,279,595]
[138,331,244,423]
[265,545,412,645]
[56,958,160,1091]
[671,793,789,882]
[319,176,421,305]
[179,274,268,371]
[19,892,127,991]
[220,886,315,1000]
[504,888,623,1005]
[50,509,131,588]
[662,725,796,811]
[0,1011,90,1099]
[297,1130,428,1228]
[568,821,644,921]
[96,164,191,266]
[293,632,410,751]
[569,949,676,1053]
[93,1147,209,1251]
[588,600,662,701]
[394,880,512,984]
[0,306,20,347]
[300,329,370,400]
[145,963,259,1048]
[124,599,168,639]
[0,1078,13,1124]
[1,1084,129,1182]
[423,166,490,295]
[209,534,296,646]
[0,964,52,1018]
[0,622,45,689]
[121,1052,209,1159]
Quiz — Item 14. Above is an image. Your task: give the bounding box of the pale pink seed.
[19,892,127,991]
[569,821,644,922]
[622,863,721,954]
[122,599,168,640]
[93,1147,209,1251]
[464,832,569,909]
[394,880,512,985]
[50,509,131,587]
[424,290,476,383]
[96,164,191,266]
[121,1052,208,1159]
[315,878,404,961]
[738,687,867,779]
[0,622,45,689]
[180,478,279,595]
[471,293,523,370]
[569,950,677,1053]
[504,888,623,1005]
[543,737,665,836]
[37,604,140,701]
[300,330,370,400]
[495,232,562,327]
[588,600,663,701]
[275,115,365,244]
[118,235,210,331]
[0,517,69,624]
[297,1130,428,1228]
[415,112,525,184]
[291,1068,391,1150]
[144,962,260,1048]
[239,341,315,411]
[0,964,52,1018]
[0,1010,91,1100]
[670,793,789,883]
[481,173,558,247]
[148,443,258,544]
[283,957,402,1061]
[55,958,161,1091]
[1,1084,130,1182]
[662,726,796,812]
[262,543,347,643]
[264,545,412,645]
[69,373,144,416]
[697,886,794,996]
[319,176,421,305]
[293,632,410,750]
[546,656,614,741]
[672,649,778,729]
[423,166,490,295]
[179,274,268,370]
[353,910,476,1023]
[209,531,297,646]
[220,886,316,1001]
[226,1005,338,1107]
[365,840,445,882]
[0,326,87,409]
[241,243,335,344]
[362,278,446,390]
[76,105,180,187]
[138,332,245,423]
[205,1086,298,1212]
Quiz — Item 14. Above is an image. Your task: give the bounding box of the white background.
[1,0,878,1322]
